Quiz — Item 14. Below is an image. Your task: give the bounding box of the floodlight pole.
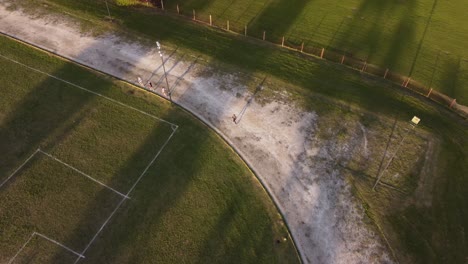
[156,41,172,102]
[372,116,420,191]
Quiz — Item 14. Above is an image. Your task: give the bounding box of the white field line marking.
[73,127,178,263]
[8,232,84,264]
[0,149,39,189]
[38,149,129,199]
[7,233,35,264]
[126,126,178,195]
[34,232,85,258]
[0,53,178,128]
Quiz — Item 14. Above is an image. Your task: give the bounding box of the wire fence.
[96,1,468,118]
[156,3,466,118]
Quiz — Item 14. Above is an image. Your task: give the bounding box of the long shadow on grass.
[437,56,462,100]
[332,0,417,71]
[0,51,107,186]
[406,0,437,78]
[247,0,309,41]
[0,42,119,261]
[332,0,398,59]
[0,42,291,264]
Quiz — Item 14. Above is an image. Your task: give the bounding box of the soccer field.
[0,36,299,263]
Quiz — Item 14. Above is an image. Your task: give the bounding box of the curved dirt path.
[0,4,393,263]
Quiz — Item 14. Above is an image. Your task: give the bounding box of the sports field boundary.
[0,33,304,263]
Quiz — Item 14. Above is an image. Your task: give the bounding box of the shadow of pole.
[234,76,267,124]
[407,0,438,77]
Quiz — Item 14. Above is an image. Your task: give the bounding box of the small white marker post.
[426,88,433,97]
[372,116,420,191]
[384,68,389,79]
[104,0,111,19]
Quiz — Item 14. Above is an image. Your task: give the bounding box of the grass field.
[3,1,468,263]
[0,35,300,263]
[165,0,468,104]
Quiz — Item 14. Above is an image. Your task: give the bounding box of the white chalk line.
[38,149,130,199]
[0,149,129,199]
[0,149,39,189]
[8,232,84,264]
[0,53,178,128]
[73,126,178,263]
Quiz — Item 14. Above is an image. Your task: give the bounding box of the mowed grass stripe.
[0,35,300,263]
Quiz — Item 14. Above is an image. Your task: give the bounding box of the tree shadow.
[0,27,293,263]
[406,0,437,77]
[247,0,311,41]
[0,41,117,262]
[437,56,462,100]
[331,0,417,71]
[0,55,100,186]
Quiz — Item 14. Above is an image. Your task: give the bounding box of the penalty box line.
[0,149,39,189]
[0,53,178,129]
[73,126,178,264]
[38,149,130,199]
[8,231,84,264]
[0,149,129,199]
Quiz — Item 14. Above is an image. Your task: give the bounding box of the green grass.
[115,0,142,6]
[0,35,299,263]
[4,1,468,262]
[163,0,468,104]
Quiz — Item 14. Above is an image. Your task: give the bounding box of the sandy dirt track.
[0,3,393,263]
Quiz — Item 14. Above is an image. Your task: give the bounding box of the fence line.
[115,3,467,118]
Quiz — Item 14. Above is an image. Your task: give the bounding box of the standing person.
[232,114,237,124]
